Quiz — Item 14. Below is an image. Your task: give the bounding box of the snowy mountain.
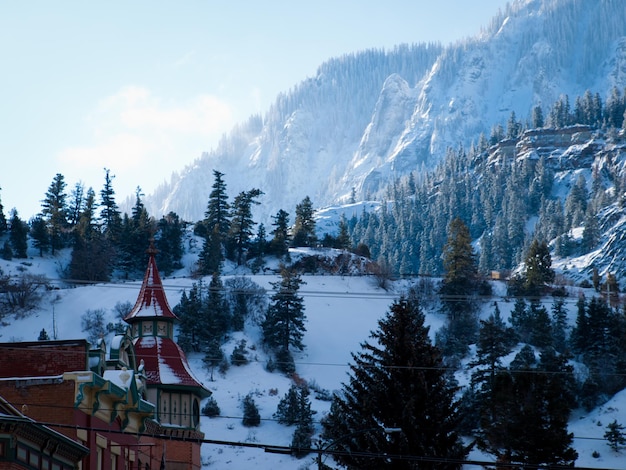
[145,0,626,224]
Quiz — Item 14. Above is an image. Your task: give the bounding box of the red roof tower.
[124,242,210,432]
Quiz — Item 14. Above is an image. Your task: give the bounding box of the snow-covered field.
[1,246,625,469]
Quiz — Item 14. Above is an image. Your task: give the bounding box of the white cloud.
[95,86,233,134]
[58,133,156,171]
[55,86,235,200]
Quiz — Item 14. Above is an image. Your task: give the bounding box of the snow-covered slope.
[144,0,626,225]
[2,246,626,469]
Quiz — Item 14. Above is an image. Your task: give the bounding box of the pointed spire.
[124,243,178,322]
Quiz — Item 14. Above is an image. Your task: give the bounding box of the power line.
[6,399,621,446]
[21,419,624,470]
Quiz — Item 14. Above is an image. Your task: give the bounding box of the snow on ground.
[1,247,626,469]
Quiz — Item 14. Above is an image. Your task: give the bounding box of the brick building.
[0,245,210,470]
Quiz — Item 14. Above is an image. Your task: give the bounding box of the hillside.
[144,0,626,225]
[1,241,626,469]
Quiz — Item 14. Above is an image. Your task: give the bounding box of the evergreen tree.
[155,212,184,276]
[570,295,588,353]
[506,111,521,139]
[531,105,544,129]
[41,173,69,254]
[121,187,155,274]
[99,168,122,243]
[440,217,479,299]
[523,239,554,296]
[249,222,267,265]
[268,209,290,258]
[473,304,515,374]
[69,188,114,282]
[322,296,467,469]
[227,188,263,265]
[604,420,626,452]
[225,276,266,331]
[438,217,480,357]
[336,214,351,250]
[203,339,224,381]
[202,272,230,343]
[197,224,222,276]
[9,209,28,258]
[67,182,85,228]
[262,266,306,357]
[467,303,515,436]
[291,196,317,247]
[241,394,260,427]
[551,297,569,353]
[174,281,204,352]
[0,188,8,236]
[509,297,532,343]
[529,300,553,348]
[201,169,230,246]
[581,210,599,253]
[29,216,50,256]
[479,346,577,467]
[274,385,314,429]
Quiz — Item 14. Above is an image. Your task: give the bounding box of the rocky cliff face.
[145,0,626,225]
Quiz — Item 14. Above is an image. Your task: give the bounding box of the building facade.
[0,244,210,470]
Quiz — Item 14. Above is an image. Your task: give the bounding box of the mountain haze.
[145,0,626,223]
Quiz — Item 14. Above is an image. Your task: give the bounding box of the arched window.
[193,399,200,428]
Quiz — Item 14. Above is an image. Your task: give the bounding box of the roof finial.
[147,238,159,256]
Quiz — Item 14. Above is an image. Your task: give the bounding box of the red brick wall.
[0,379,77,442]
[0,341,89,377]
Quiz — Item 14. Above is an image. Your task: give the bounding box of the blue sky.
[0,0,509,219]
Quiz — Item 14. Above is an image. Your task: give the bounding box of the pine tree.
[198,225,223,275]
[480,346,577,467]
[0,188,7,236]
[274,385,314,429]
[531,105,544,129]
[67,182,85,228]
[262,266,306,360]
[604,420,626,452]
[202,273,230,343]
[322,296,467,469]
[155,212,184,276]
[203,339,224,381]
[523,238,554,296]
[509,297,531,343]
[468,304,515,436]
[551,297,569,353]
[291,196,317,247]
[268,209,290,258]
[241,394,260,427]
[225,276,266,332]
[118,188,155,275]
[99,168,122,243]
[29,216,50,256]
[336,214,351,250]
[69,188,114,282]
[202,169,230,245]
[9,209,28,258]
[227,188,263,265]
[438,217,480,357]
[41,173,69,254]
[174,282,204,352]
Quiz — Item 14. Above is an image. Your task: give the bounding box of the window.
[17,445,28,462]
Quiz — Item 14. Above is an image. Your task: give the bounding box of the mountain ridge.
[144,0,626,229]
